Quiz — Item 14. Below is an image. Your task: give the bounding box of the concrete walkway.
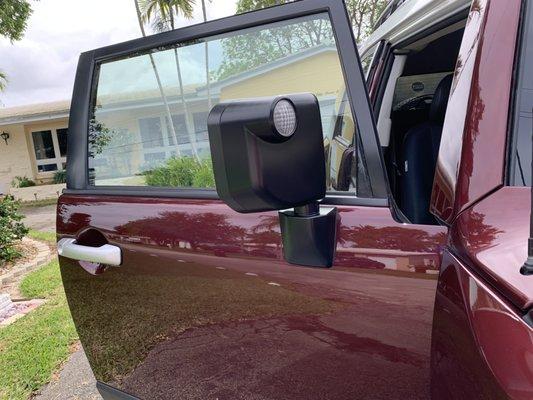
[34,348,102,400]
[21,204,57,232]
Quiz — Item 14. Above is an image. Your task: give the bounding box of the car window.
[88,13,369,194]
[510,3,533,187]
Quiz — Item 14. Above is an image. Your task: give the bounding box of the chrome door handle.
[57,238,122,266]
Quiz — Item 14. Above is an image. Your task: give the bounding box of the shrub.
[0,195,28,262]
[53,170,67,184]
[145,157,215,188]
[11,176,35,188]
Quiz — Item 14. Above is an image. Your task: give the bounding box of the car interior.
[374,20,466,225]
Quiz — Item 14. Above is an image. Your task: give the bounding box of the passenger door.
[59,1,447,399]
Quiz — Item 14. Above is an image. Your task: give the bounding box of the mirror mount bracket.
[279,203,338,268]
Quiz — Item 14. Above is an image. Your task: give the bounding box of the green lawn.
[27,230,56,245]
[20,198,58,208]
[0,259,78,400]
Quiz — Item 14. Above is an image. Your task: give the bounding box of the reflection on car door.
[59,1,447,399]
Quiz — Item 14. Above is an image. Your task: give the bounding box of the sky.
[0,0,238,108]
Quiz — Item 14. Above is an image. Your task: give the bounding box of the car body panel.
[431,249,533,400]
[451,186,533,311]
[58,194,446,399]
[58,0,531,398]
[431,0,522,225]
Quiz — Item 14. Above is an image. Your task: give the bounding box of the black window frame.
[507,0,533,187]
[65,0,388,207]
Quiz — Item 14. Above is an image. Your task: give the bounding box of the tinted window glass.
[57,128,68,157]
[89,13,369,194]
[37,163,58,172]
[32,130,55,160]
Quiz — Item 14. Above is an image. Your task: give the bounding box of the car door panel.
[59,194,446,399]
[59,1,450,398]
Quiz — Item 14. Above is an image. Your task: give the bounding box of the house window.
[138,114,209,172]
[193,112,208,142]
[31,128,68,173]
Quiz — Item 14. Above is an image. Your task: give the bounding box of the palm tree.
[0,71,7,92]
[140,0,200,160]
[134,0,181,156]
[200,0,212,110]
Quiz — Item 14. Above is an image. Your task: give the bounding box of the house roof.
[0,44,338,123]
[0,100,71,125]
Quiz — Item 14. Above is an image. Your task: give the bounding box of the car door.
[58,1,447,399]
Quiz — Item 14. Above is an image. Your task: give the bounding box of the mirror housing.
[208,93,338,268]
[208,93,326,213]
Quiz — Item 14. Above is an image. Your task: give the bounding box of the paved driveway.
[21,204,56,232]
[35,349,102,400]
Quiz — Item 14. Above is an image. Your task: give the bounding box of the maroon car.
[57,0,532,398]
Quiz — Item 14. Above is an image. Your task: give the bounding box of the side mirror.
[208,93,326,212]
[208,93,337,268]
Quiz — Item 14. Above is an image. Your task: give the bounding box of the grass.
[27,230,56,244]
[20,198,58,208]
[0,259,78,400]
[0,228,337,397]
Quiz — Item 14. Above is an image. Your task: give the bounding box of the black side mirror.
[208,93,337,268]
[208,93,326,212]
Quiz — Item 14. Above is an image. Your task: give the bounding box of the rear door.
[59,1,447,399]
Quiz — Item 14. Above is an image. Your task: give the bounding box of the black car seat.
[400,74,453,224]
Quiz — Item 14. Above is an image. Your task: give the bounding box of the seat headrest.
[429,74,453,124]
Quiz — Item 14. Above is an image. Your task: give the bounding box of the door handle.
[57,238,122,266]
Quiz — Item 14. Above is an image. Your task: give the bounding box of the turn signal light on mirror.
[272,99,297,138]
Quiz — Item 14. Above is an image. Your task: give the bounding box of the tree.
[216,0,385,80]
[0,0,34,92]
[140,0,201,160]
[134,0,182,156]
[344,0,388,43]
[200,0,212,110]
[0,71,7,92]
[217,0,333,80]
[0,0,32,42]
[235,0,388,43]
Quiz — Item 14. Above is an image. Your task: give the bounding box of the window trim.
[29,126,68,176]
[506,0,532,186]
[66,0,389,207]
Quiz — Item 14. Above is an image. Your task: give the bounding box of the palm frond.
[173,0,195,19]
[151,13,172,33]
[140,0,196,32]
[0,71,7,92]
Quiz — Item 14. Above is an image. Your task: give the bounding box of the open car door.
[59,1,448,399]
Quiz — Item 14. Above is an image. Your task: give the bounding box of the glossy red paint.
[431,0,522,225]
[431,250,533,400]
[452,186,533,310]
[58,194,446,400]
